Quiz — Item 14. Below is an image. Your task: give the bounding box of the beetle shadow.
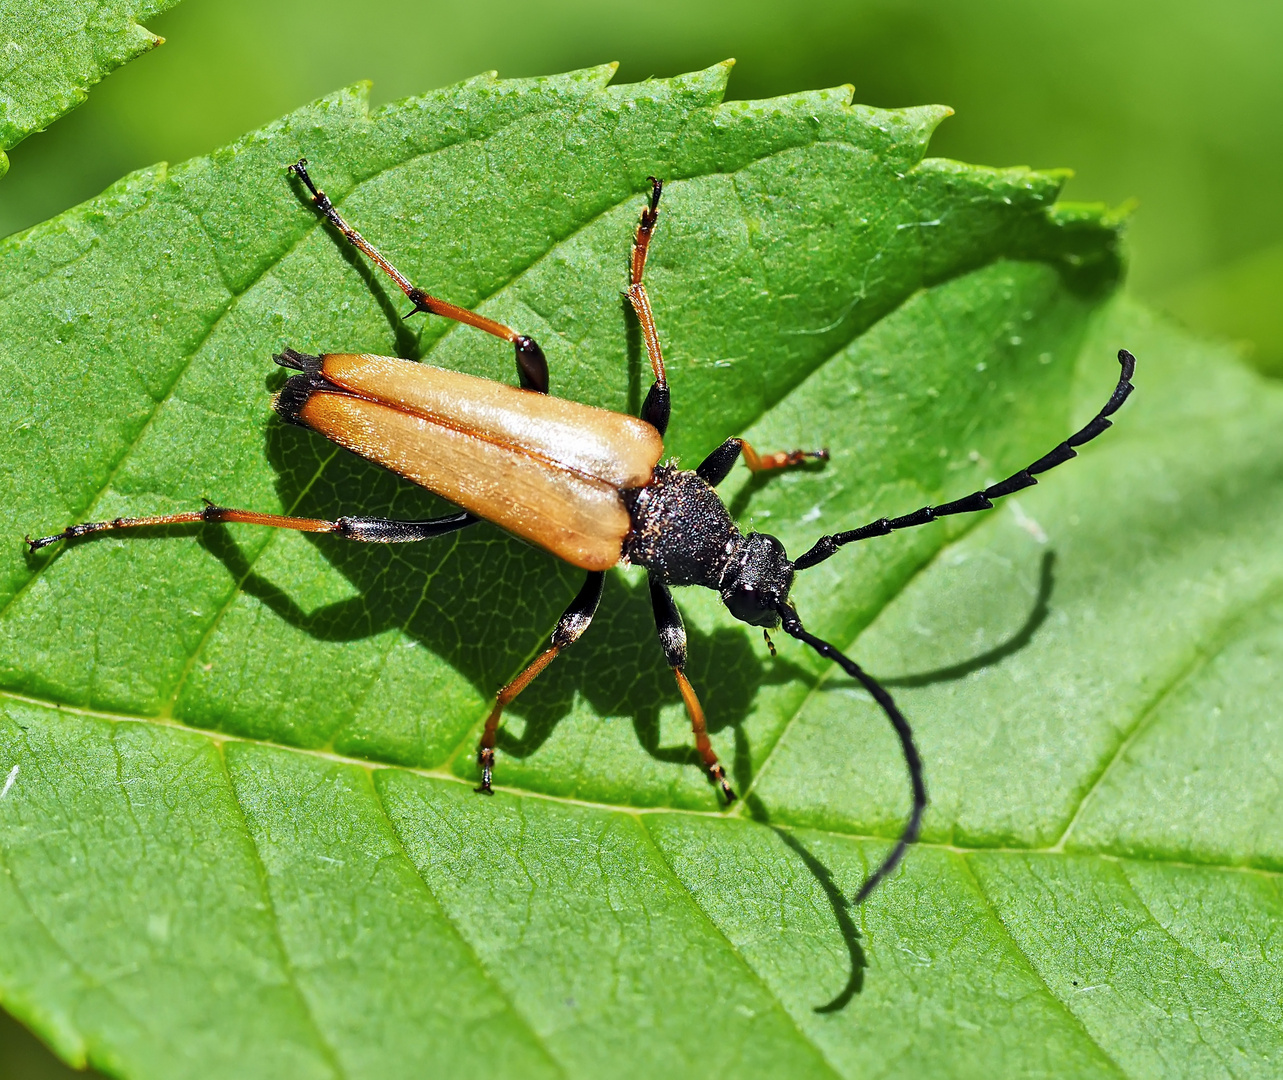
[813,549,1057,696]
[492,568,811,798]
[193,419,810,799]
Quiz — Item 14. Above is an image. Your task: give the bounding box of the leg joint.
[514,335,549,394]
[642,383,670,436]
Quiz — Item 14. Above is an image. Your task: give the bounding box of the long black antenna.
[778,606,927,903]
[792,349,1136,571]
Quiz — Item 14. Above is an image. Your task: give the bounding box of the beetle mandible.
[28,160,1136,901]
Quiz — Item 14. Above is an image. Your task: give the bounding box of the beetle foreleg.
[695,437,829,488]
[648,575,736,802]
[476,570,605,794]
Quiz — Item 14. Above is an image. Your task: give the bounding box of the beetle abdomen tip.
[272,350,340,427]
[273,374,317,427]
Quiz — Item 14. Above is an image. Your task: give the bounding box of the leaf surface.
[2,67,1280,1078]
[0,0,182,178]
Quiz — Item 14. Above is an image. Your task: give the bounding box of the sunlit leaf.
[2,66,1278,1079]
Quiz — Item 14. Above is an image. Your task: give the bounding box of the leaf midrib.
[7,686,1277,879]
[18,679,1263,1080]
[15,657,1281,1077]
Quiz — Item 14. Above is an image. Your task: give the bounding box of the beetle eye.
[725,586,776,626]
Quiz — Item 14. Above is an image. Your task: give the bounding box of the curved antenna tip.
[778,605,927,904]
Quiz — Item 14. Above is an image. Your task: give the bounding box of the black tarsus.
[27,521,111,552]
[793,349,1137,571]
[638,176,662,235]
[778,606,926,903]
[288,158,327,210]
[287,159,350,246]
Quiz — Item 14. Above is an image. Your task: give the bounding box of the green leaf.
[0,0,182,179]
[2,66,1279,1078]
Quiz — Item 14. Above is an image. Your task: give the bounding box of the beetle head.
[720,532,794,627]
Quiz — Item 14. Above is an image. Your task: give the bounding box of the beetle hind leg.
[626,178,672,437]
[287,159,549,394]
[476,570,605,794]
[25,501,478,552]
[648,574,736,803]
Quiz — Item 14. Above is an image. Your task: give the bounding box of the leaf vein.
[632,813,846,1080]
[1054,576,1283,850]
[161,446,340,717]
[0,745,193,1068]
[211,740,348,1080]
[1120,856,1283,1040]
[364,774,570,1078]
[956,852,1130,1078]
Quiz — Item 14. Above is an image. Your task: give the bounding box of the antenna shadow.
[746,795,866,1013]
[818,549,1057,692]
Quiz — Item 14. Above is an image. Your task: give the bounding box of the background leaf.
[4,0,1281,375]
[2,68,1280,1078]
[0,0,183,178]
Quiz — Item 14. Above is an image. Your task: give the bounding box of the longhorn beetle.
[28,160,1136,902]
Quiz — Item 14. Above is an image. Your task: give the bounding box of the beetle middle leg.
[648,574,736,802]
[476,570,606,794]
[695,437,829,488]
[288,159,549,394]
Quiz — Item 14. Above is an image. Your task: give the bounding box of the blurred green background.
[0,1,1280,1073]
[2,0,1281,371]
